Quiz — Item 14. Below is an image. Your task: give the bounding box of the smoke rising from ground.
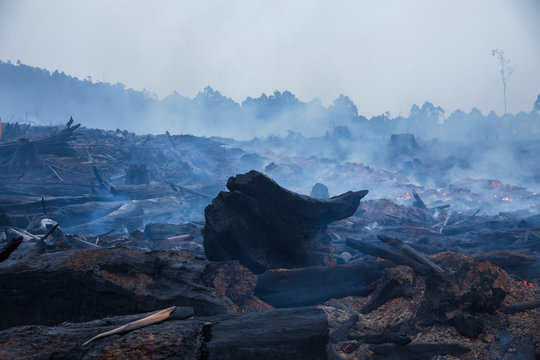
[1,60,539,217]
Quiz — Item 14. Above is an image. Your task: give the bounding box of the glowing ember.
[397,192,412,200]
[523,280,535,288]
[501,197,512,201]
[377,257,386,262]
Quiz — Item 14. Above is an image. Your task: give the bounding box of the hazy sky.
[0,0,539,117]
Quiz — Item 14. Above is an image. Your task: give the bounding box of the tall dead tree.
[492,49,514,115]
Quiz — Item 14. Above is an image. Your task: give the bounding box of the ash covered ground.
[0,116,539,359]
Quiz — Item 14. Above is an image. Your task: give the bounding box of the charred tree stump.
[125,163,150,185]
[310,183,330,198]
[6,138,41,169]
[203,170,368,273]
[417,252,511,332]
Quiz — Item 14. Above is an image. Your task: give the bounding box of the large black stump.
[203,170,368,274]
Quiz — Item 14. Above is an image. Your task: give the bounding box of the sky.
[0,0,539,117]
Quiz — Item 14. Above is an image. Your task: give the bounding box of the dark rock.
[311,183,330,198]
[0,307,329,360]
[203,170,368,273]
[0,248,264,329]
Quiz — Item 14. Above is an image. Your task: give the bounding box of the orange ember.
[502,197,512,201]
[397,192,412,200]
[523,280,535,288]
[377,257,386,262]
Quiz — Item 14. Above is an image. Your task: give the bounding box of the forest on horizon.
[1,60,539,141]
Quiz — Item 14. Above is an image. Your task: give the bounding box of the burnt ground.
[0,121,539,359]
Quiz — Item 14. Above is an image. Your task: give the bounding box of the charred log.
[255,260,386,307]
[0,307,329,360]
[0,248,261,329]
[354,333,411,345]
[500,299,540,314]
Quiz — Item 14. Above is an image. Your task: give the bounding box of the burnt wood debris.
[0,119,538,359]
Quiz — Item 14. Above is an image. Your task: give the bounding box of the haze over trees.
[1,60,539,140]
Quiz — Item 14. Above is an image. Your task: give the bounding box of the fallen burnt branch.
[377,235,444,274]
[346,238,432,275]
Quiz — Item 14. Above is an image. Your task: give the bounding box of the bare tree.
[492,49,514,114]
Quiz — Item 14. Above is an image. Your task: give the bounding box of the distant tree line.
[0,60,539,140]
